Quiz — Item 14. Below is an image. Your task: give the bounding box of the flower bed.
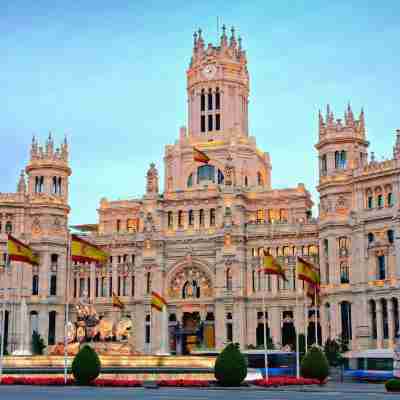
[157,379,209,387]
[253,376,322,386]
[0,376,75,386]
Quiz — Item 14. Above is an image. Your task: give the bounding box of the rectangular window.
[79,278,85,297]
[201,115,206,133]
[215,91,220,110]
[109,276,113,297]
[116,219,121,232]
[101,277,106,297]
[118,276,121,296]
[216,114,221,130]
[95,277,99,297]
[199,210,205,227]
[210,208,216,226]
[208,114,213,131]
[73,278,77,298]
[188,210,194,226]
[377,255,386,280]
[32,275,39,295]
[50,275,57,296]
[145,325,151,344]
[368,196,373,209]
[168,211,173,228]
[122,276,127,296]
[87,277,91,298]
[208,92,213,110]
[388,193,394,207]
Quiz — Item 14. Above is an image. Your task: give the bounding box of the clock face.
[202,64,217,79]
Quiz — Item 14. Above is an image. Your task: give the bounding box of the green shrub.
[214,343,247,386]
[300,345,329,383]
[31,331,46,355]
[385,379,400,392]
[71,345,101,385]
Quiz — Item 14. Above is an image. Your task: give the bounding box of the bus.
[343,349,394,381]
[243,350,297,378]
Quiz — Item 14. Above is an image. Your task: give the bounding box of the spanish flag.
[305,281,321,306]
[151,291,167,312]
[260,253,287,281]
[193,147,210,164]
[71,234,109,265]
[112,292,125,309]
[297,257,320,286]
[7,235,39,266]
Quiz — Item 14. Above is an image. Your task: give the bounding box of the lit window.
[340,263,349,284]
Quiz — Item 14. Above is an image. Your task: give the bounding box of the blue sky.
[1,1,399,225]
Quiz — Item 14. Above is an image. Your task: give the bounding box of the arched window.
[30,311,39,335]
[257,172,264,186]
[321,154,327,175]
[188,210,194,226]
[197,165,215,184]
[32,274,39,295]
[340,150,347,169]
[340,302,352,342]
[377,255,386,280]
[210,208,216,226]
[201,115,206,133]
[388,192,394,207]
[244,176,248,187]
[217,169,224,184]
[187,173,193,187]
[256,209,264,223]
[35,176,44,193]
[199,209,205,227]
[215,114,221,130]
[208,114,213,131]
[367,232,374,244]
[5,221,12,234]
[208,88,213,110]
[226,268,232,291]
[335,151,340,169]
[146,272,151,294]
[215,87,220,110]
[366,189,373,209]
[167,211,173,228]
[340,262,349,284]
[52,176,57,194]
[127,218,138,233]
[387,229,394,244]
[200,89,205,112]
[178,210,184,228]
[182,280,200,298]
[377,194,384,208]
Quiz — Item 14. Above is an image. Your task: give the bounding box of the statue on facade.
[146,162,159,194]
[224,153,235,186]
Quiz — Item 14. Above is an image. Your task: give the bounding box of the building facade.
[1,27,400,354]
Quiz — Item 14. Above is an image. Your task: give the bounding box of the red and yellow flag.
[71,234,109,265]
[193,147,210,164]
[260,253,287,281]
[151,291,167,312]
[297,257,320,286]
[7,234,39,266]
[112,292,125,309]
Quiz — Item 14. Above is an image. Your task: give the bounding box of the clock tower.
[187,26,249,137]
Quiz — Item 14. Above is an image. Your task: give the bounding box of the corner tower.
[187,26,249,137]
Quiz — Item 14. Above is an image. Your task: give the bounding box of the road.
[0,383,388,400]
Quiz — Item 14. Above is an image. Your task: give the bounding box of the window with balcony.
[167,211,173,228]
[377,255,386,280]
[340,262,349,284]
[377,194,384,208]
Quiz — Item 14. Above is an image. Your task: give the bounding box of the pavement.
[0,382,390,400]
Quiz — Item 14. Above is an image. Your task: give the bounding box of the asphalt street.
[0,384,388,400]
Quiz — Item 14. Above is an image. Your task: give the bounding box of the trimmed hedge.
[214,343,247,386]
[71,345,101,385]
[385,378,400,392]
[300,346,329,383]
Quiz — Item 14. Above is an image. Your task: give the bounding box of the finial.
[32,135,36,145]
[64,134,68,145]
[231,26,235,38]
[222,24,226,35]
[238,36,242,50]
[193,31,198,46]
[371,151,375,162]
[198,28,202,38]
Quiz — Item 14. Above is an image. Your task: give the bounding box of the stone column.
[388,299,395,348]
[215,301,225,350]
[319,303,328,344]
[330,301,339,339]
[233,300,245,348]
[246,305,257,347]
[376,300,383,349]
[270,306,281,348]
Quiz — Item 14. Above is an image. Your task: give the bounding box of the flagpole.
[314,286,318,346]
[295,260,300,379]
[262,273,269,380]
[304,288,308,353]
[0,249,9,383]
[64,231,71,384]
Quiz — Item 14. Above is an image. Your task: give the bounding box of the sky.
[1,1,399,225]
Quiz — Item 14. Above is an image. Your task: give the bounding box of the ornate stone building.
[1,27,399,354]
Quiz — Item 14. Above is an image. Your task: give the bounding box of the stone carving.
[146,162,159,194]
[224,153,235,186]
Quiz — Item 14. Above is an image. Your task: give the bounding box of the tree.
[324,338,342,367]
[300,345,329,383]
[71,345,101,385]
[214,343,247,386]
[31,331,46,355]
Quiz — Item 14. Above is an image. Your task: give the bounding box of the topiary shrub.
[214,343,247,386]
[31,331,46,355]
[386,379,400,392]
[300,345,329,383]
[71,345,101,385]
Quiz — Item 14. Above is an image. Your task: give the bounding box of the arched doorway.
[182,312,200,354]
[307,309,322,346]
[281,311,296,348]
